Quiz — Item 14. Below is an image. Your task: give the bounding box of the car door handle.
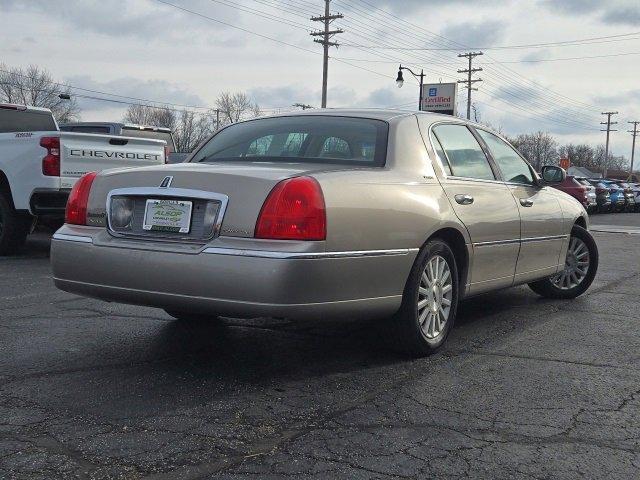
[519,198,534,207]
[454,194,474,205]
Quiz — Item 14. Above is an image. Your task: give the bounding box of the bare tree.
[510,131,558,170]
[122,104,176,128]
[216,91,261,126]
[0,63,80,122]
[173,110,216,153]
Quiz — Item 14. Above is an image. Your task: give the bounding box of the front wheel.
[528,225,598,299]
[391,239,459,357]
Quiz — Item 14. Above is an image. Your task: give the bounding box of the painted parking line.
[591,225,640,234]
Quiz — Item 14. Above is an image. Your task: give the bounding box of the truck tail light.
[164,145,170,164]
[65,172,97,225]
[255,176,326,240]
[40,136,60,176]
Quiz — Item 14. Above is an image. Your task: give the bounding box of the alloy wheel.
[418,255,453,339]
[552,236,590,290]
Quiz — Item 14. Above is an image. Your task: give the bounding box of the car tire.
[164,309,220,322]
[528,225,598,300]
[391,239,459,357]
[0,194,31,256]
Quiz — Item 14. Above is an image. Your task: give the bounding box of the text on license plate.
[143,199,193,233]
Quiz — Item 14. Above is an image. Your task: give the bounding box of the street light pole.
[396,65,425,111]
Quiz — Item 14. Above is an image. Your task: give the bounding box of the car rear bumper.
[51,226,417,320]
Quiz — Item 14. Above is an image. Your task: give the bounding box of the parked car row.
[551,175,640,213]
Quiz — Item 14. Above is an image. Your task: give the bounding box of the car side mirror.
[540,165,566,184]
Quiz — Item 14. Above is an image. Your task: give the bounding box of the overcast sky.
[2,0,639,156]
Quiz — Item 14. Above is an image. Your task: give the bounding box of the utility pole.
[601,111,618,178]
[292,103,314,110]
[629,121,639,179]
[457,52,483,120]
[311,0,343,108]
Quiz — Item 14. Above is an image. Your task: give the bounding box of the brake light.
[164,145,170,164]
[65,172,97,225]
[40,136,60,176]
[578,186,587,199]
[255,176,326,240]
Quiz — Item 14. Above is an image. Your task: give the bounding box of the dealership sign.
[421,83,458,116]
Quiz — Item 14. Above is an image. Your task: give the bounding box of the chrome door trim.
[202,247,419,259]
[473,234,568,247]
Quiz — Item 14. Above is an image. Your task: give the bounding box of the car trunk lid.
[86,161,356,238]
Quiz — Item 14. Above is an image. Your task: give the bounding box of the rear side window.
[432,124,495,180]
[60,125,110,134]
[192,116,388,166]
[430,132,452,175]
[0,109,56,133]
[476,129,534,185]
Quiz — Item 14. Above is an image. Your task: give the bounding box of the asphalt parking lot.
[1,216,639,479]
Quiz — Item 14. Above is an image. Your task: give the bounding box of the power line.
[340,0,604,115]
[339,31,640,51]
[329,50,640,65]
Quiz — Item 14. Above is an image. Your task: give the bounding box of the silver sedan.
[51,110,598,356]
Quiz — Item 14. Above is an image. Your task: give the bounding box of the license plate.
[143,199,193,233]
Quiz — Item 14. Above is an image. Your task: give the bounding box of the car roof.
[0,103,52,114]
[245,108,477,126]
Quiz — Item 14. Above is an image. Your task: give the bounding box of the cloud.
[0,0,243,43]
[358,0,497,13]
[519,49,553,63]
[440,19,507,48]
[540,0,640,26]
[64,75,207,114]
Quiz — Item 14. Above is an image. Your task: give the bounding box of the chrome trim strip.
[202,247,419,259]
[106,187,229,241]
[52,233,93,244]
[474,235,567,247]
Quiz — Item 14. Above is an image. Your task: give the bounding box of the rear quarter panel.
[316,115,468,252]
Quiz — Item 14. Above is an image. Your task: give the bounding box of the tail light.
[164,145,170,164]
[65,172,97,225]
[578,186,587,200]
[596,187,606,194]
[40,136,60,176]
[255,176,326,240]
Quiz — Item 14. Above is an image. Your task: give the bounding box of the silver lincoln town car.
[51,110,598,356]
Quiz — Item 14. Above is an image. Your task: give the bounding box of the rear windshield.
[191,116,389,166]
[122,127,175,152]
[576,178,591,186]
[60,125,111,134]
[0,109,56,133]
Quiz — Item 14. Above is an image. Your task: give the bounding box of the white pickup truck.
[0,104,167,254]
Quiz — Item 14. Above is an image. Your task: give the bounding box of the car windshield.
[191,115,388,167]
